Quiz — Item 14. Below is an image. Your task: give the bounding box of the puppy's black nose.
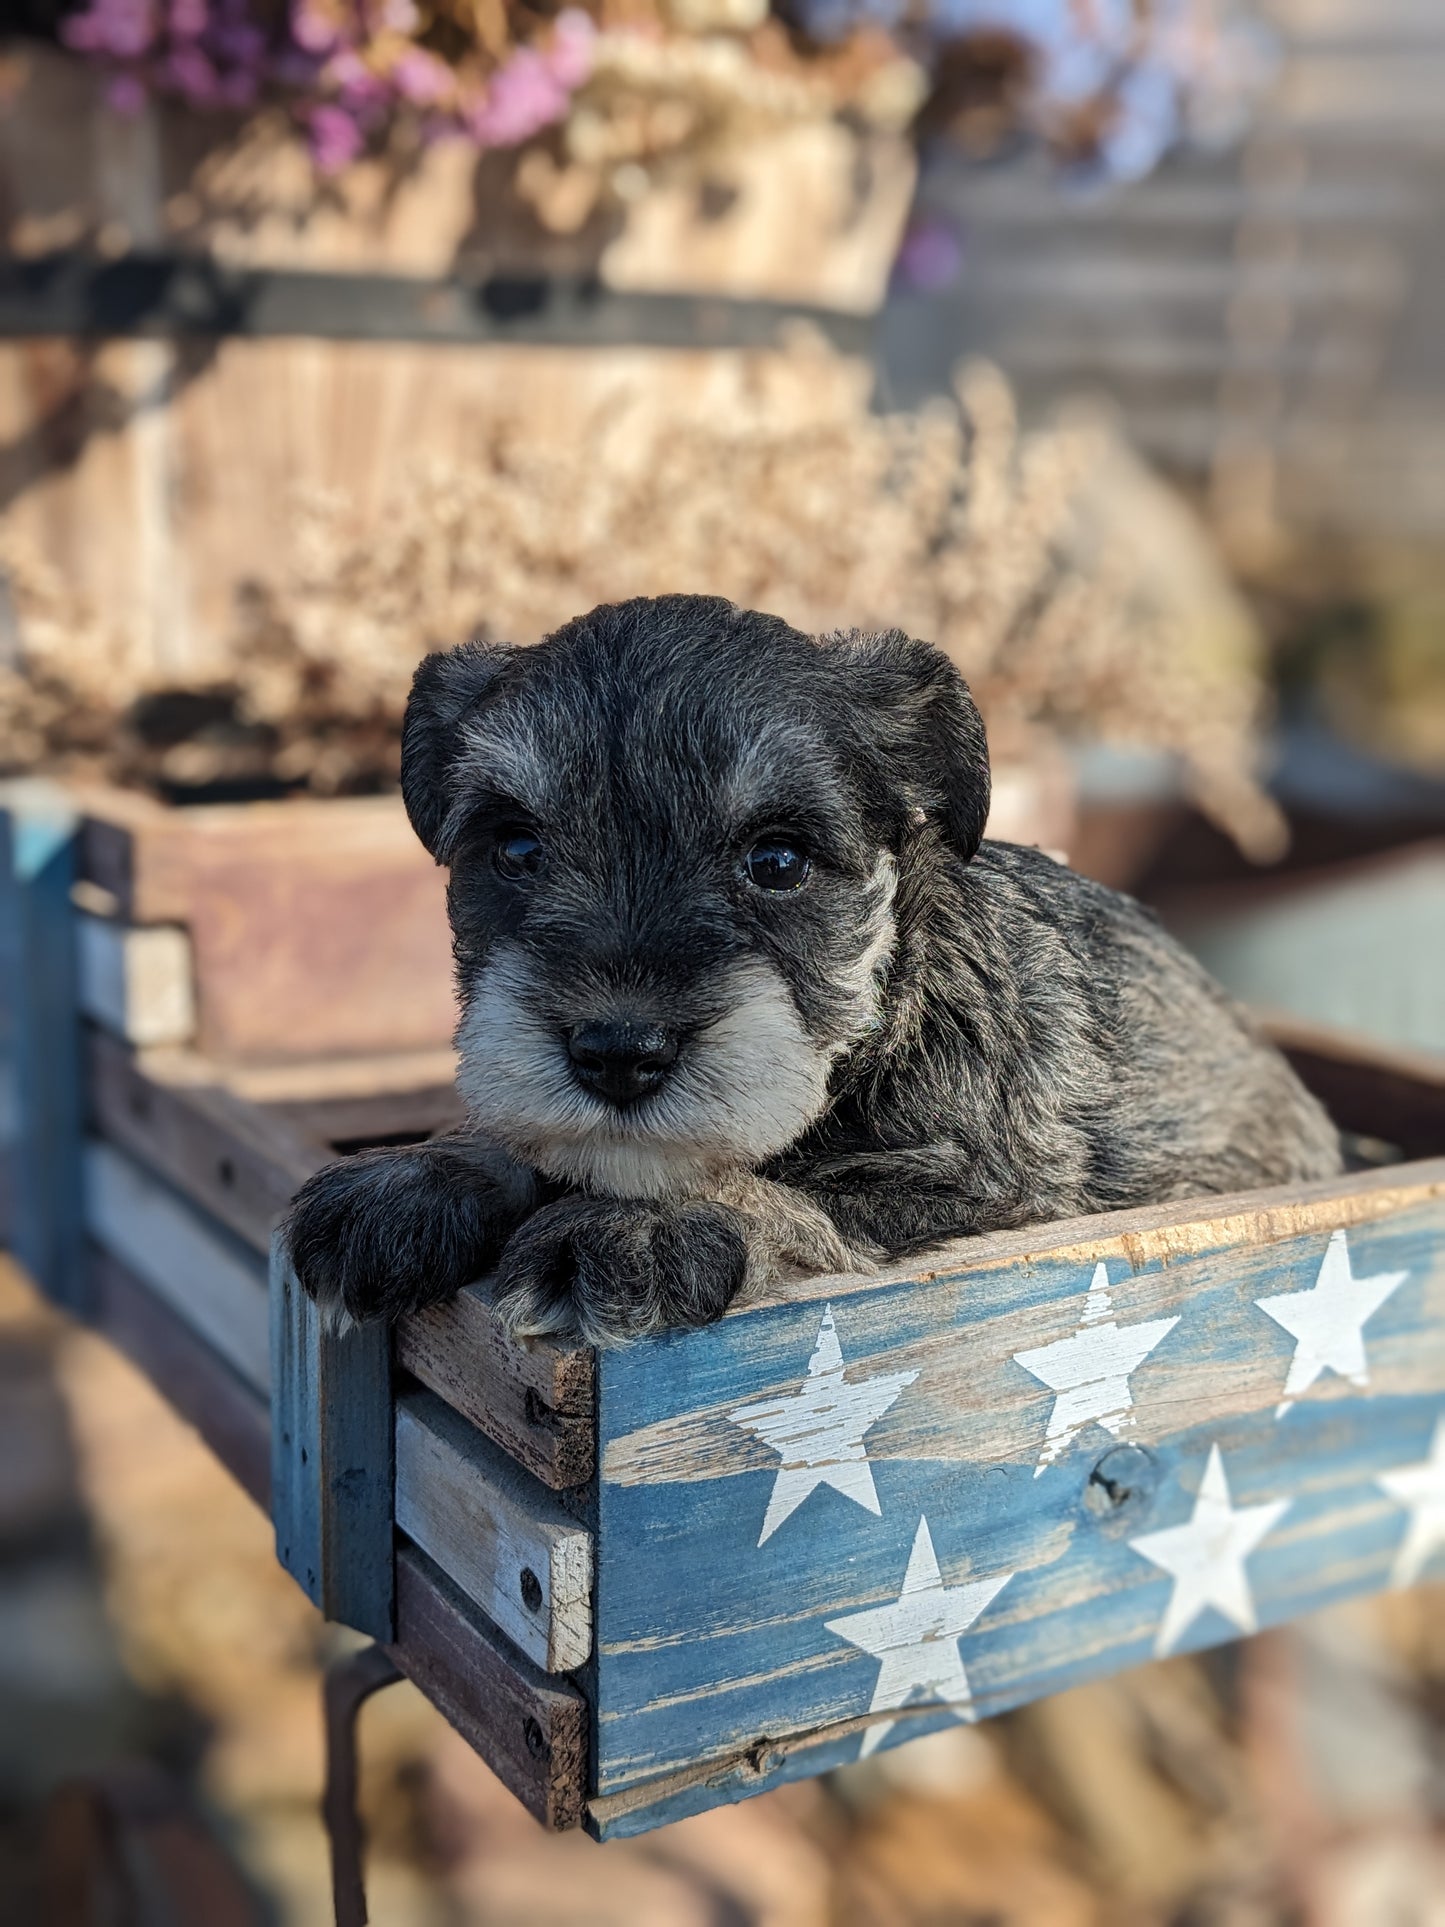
[567,1022,680,1105]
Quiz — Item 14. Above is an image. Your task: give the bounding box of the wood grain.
[389,1545,589,1832]
[90,1243,271,1509]
[395,1390,592,1673]
[270,1242,395,1642]
[76,914,196,1048]
[397,1286,595,1491]
[82,1138,271,1394]
[590,1163,1445,1815]
[87,1031,327,1254]
[76,790,456,1063]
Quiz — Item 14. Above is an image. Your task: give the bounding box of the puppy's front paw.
[284,1140,537,1324]
[491,1197,748,1346]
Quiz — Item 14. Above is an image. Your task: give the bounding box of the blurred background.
[0,0,1442,1920]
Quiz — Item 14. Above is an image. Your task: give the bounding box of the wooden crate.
[5,791,1444,1841]
[69,785,456,1067]
[0,45,911,682]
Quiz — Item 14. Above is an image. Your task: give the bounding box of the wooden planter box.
[4,786,1444,1841]
[1,44,912,681]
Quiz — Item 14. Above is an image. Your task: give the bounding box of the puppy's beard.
[455,948,835,1199]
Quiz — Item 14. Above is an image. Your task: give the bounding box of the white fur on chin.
[455,947,835,1199]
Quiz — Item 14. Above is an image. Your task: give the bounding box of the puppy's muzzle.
[567,1020,681,1107]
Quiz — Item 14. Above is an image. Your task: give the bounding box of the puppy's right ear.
[401,640,518,861]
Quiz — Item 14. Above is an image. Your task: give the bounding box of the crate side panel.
[592,1188,1445,1815]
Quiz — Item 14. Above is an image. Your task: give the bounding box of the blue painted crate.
[294,1133,1445,1840]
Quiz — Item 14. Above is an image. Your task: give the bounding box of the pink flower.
[544,8,594,91]
[466,47,568,147]
[290,0,342,54]
[307,101,365,171]
[390,45,452,107]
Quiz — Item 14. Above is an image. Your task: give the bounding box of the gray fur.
[284,595,1341,1344]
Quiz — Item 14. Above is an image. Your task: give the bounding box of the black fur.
[284,594,1342,1342]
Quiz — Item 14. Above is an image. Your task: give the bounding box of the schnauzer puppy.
[285,594,1341,1344]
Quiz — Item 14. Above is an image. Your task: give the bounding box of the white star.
[1012,1263,1179,1476]
[1129,1444,1290,1656]
[1256,1229,1409,1418]
[727,1306,918,1545]
[1377,1417,1445,1589]
[825,1516,1014,1758]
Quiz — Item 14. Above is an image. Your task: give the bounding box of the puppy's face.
[403,597,989,1198]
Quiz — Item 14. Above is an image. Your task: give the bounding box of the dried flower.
[0,352,1283,854]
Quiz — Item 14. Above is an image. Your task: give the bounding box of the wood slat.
[76,914,196,1048]
[76,789,456,1064]
[90,1244,270,1509]
[87,1030,327,1254]
[82,1138,271,1395]
[389,1546,589,1832]
[1267,1016,1445,1161]
[395,1390,592,1674]
[270,1244,395,1643]
[80,1246,586,1830]
[3,788,88,1310]
[397,1286,595,1492]
[590,1157,1445,1815]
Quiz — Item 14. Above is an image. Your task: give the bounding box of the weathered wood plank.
[90,1244,271,1509]
[271,1083,464,1153]
[77,790,456,1062]
[1267,1015,1445,1161]
[76,913,196,1047]
[4,786,88,1309]
[397,1286,595,1491]
[591,1161,1445,1814]
[270,1241,395,1642]
[82,1138,271,1394]
[395,1390,592,1674]
[87,1031,327,1254]
[389,1545,589,1831]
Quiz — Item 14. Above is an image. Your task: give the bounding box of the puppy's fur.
[285,595,1342,1343]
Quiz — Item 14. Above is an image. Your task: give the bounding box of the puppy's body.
[286,595,1340,1342]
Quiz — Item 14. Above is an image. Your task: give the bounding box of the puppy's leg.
[491,1176,871,1346]
[776,1146,1009,1255]
[284,1136,540,1324]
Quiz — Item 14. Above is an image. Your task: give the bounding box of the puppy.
[285,594,1342,1343]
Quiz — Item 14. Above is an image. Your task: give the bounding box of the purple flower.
[894,214,964,291]
[165,43,221,102]
[62,0,157,61]
[105,70,150,113]
[168,0,209,40]
[307,100,365,171]
[322,46,389,108]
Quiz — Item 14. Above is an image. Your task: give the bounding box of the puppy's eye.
[744,839,811,892]
[493,830,545,881]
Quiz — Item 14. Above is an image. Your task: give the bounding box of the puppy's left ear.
[829,631,991,862]
[402,639,519,861]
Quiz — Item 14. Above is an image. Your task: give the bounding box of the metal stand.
[323,1644,404,1927]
